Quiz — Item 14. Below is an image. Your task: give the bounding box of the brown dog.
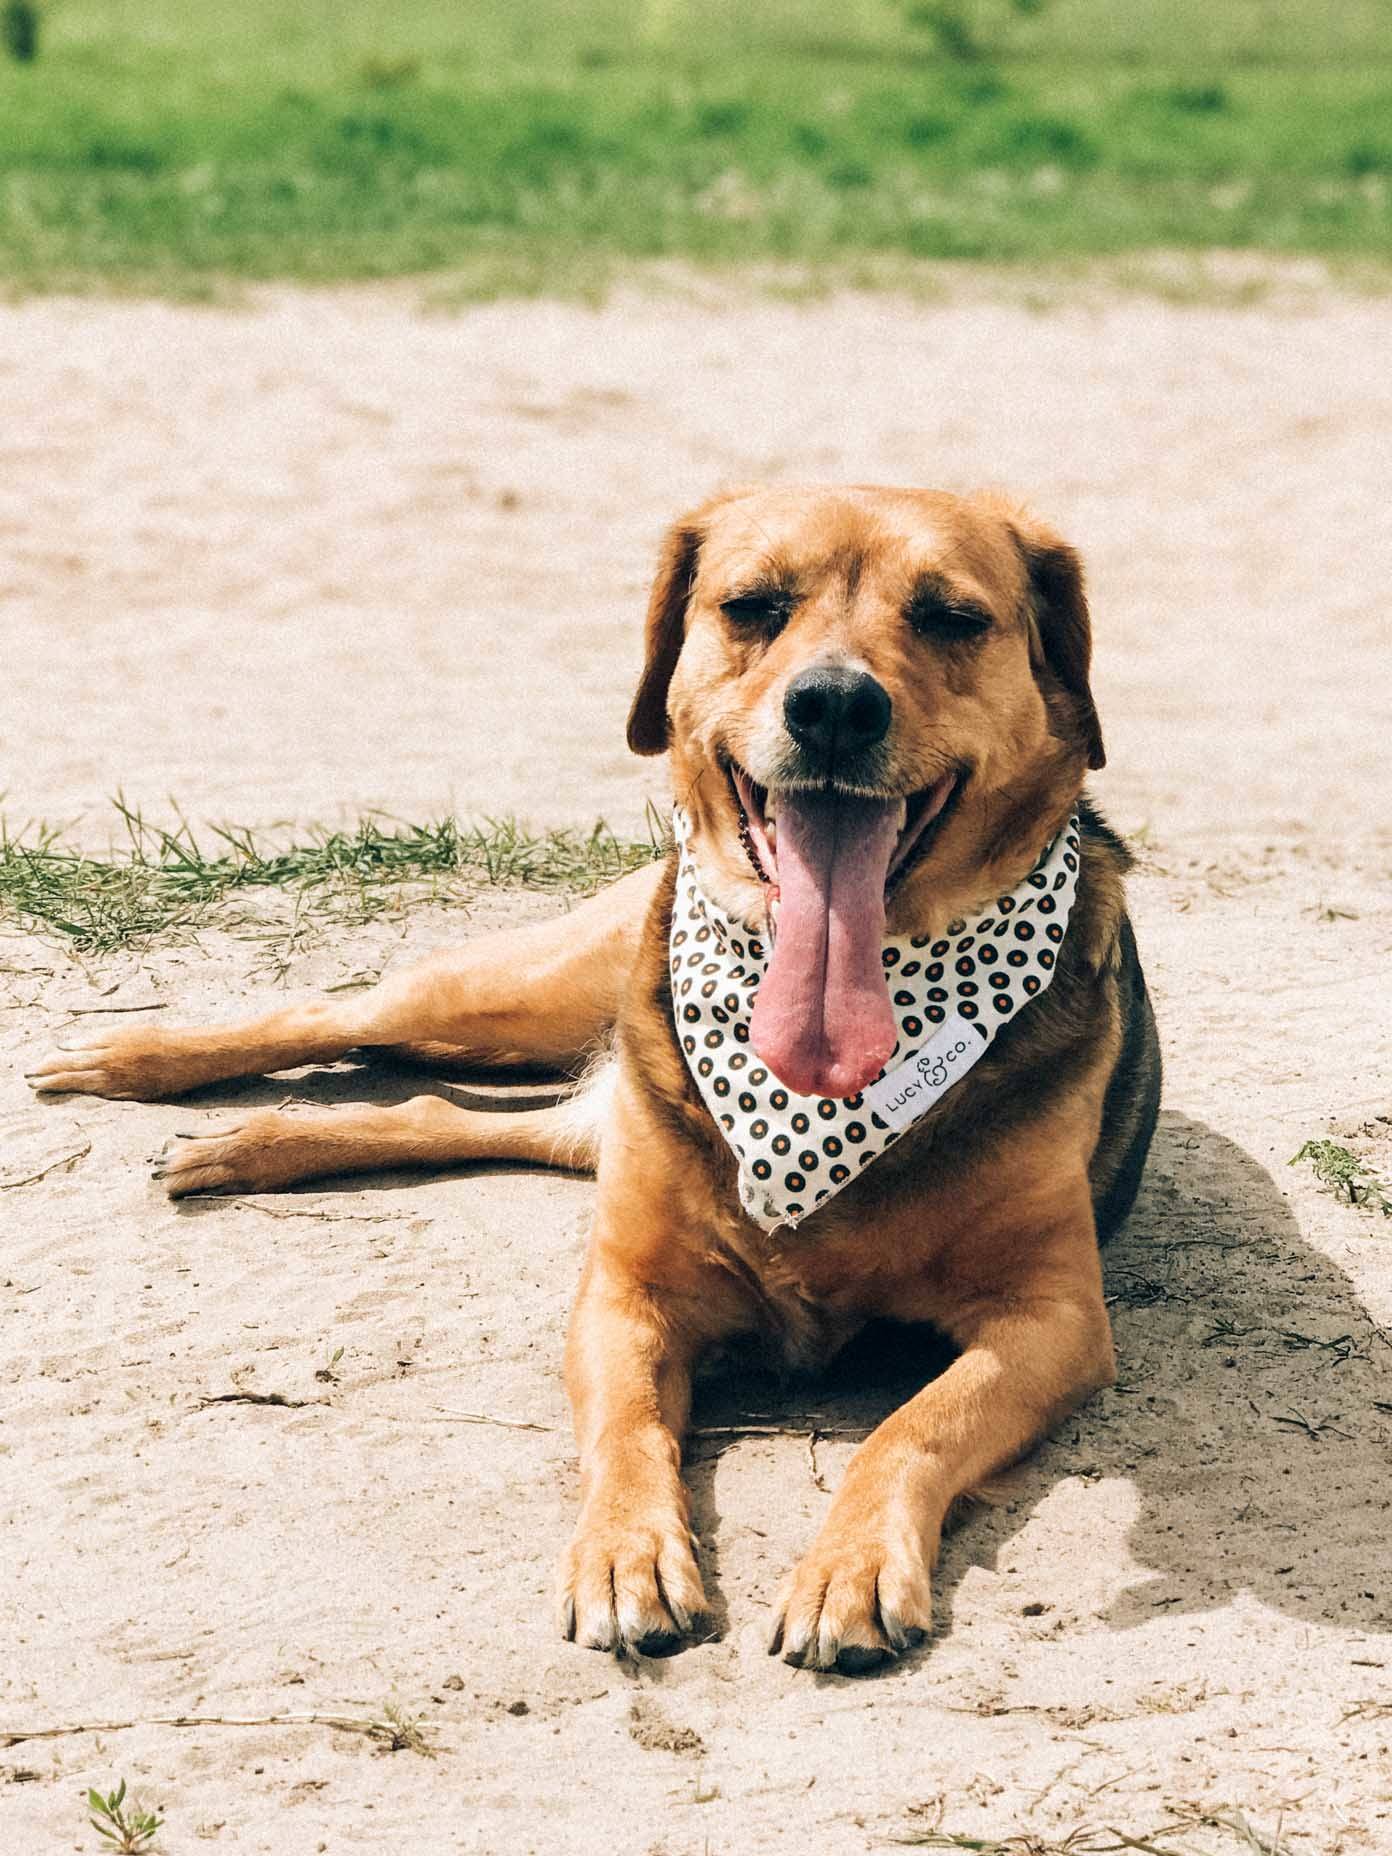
[29,484,1160,1675]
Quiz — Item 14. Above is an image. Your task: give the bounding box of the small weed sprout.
[87,1780,162,1854]
[1291,1140,1392,1217]
[370,1701,436,1758]
[314,1345,345,1384]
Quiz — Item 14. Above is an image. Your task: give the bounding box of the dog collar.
[670,808,1082,1233]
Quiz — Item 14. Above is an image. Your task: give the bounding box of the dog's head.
[629,484,1103,1098]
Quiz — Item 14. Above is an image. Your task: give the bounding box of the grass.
[0,798,667,956]
[0,1,1389,291]
[1291,1139,1392,1218]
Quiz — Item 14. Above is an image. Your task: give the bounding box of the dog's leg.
[26,862,664,1101]
[769,1191,1114,1676]
[558,1241,731,1658]
[153,1066,613,1197]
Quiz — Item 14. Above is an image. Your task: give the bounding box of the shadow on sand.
[686,1110,1392,1649]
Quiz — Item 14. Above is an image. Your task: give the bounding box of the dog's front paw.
[559,1512,709,1659]
[27,1029,208,1101]
[152,1113,322,1197]
[768,1520,933,1675]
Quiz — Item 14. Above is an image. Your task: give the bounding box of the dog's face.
[628,485,1103,1097]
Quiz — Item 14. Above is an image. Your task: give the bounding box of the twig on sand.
[1275,1327,1363,1367]
[230,1197,402,1226]
[60,1000,168,1016]
[888,1807,1296,1854]
[1270,1407,1351,1441]
[693,1421,872,1439]
[3,1706,435,1756]
[0,1141,91,1189]
[194,1391,326,1411]
[424,1410,873,1448]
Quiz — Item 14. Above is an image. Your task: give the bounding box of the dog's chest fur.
[611,817,1135,1364]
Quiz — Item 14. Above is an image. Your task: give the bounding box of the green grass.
[0,799,667,955]
[1291,1139,1392,1219]
[86,1780,162,1855]
[0,1,1389,291]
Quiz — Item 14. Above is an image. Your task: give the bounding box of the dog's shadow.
[687,1110,1392,1651]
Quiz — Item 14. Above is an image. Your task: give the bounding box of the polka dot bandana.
[670,809,1082,1233]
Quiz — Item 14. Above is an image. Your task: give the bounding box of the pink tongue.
[749,790,901,1098]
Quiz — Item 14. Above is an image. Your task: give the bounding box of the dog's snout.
[783,664,892,767]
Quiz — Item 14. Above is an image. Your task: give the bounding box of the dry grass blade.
[5,1704,436,1758]
[431,1409,556,1432]
[0,1141,91,1189]
[230,1197,400,1225]
[886,1831,1117,1852]
[1269,1407,1350,1441]
[60,1000,168,1016]
[886,1812,1298,1855]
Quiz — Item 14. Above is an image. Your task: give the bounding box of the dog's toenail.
[834,1644,890,1676]
[633,1629,684,1659]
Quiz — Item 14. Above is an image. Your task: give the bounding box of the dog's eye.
[720,592,791,630]
[908,596,993,642]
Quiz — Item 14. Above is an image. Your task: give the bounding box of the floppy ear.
[626,517,703,755]
[1013,516,1105,772]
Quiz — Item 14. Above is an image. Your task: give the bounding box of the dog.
[29,483,1161,1675]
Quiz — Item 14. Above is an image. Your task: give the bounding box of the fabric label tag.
[862,1013,989,1133]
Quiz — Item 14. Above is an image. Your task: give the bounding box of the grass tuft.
[1291,1139,1392,1218]
[0,799,668,956]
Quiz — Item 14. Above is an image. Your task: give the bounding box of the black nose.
[783,664,892,767]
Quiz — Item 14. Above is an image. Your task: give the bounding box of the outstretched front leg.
[769,1172,1114,1675]
[558,1101,747,1658]
[559,1252,711,1657]
[26,861,664,1101]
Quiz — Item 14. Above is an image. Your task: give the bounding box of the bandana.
[670,809,1082,1232]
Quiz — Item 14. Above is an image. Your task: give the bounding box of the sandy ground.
[2,278,1392,1854]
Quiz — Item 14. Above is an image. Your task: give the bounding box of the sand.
[2,276,1391,1854]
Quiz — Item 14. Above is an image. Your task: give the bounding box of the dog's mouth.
[725,761,965,1100]
[729,764,963,896]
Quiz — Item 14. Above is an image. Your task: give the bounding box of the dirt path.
[2,281,1391,1854]
[1,280,1389,844]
